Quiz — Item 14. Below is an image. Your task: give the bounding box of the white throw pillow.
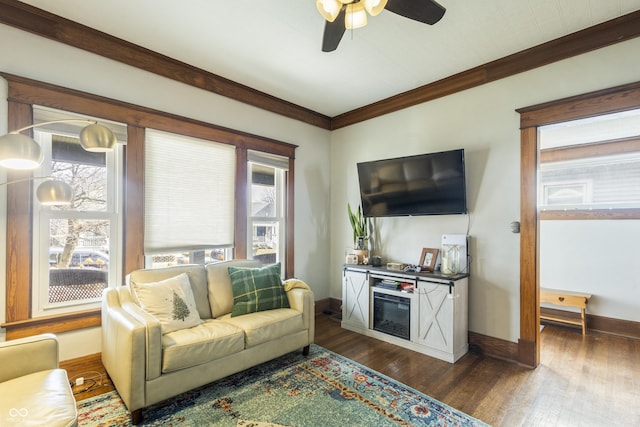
[131,273,202,334]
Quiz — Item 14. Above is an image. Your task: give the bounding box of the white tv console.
[342,264,469,363]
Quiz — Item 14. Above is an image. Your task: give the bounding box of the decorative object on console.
[347,203,370,264]
[441,234,468,276]
[345,253,358,264]
[419,248,439,272]
[403,264,421,273]
[386,262,407,271]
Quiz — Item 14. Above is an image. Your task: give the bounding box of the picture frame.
[419,248,439,272]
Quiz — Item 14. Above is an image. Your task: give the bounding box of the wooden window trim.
[540,209,640,221]
[3,73,297,337]
[1,310,101,340]
[540,136,640,163]
[517,80,640,368]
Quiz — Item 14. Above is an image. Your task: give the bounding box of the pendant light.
[0,118,116,205]
[35,178,74,205]
[0,119,116,168]
[0,176,73,205]
[0,133,44,170]
[79,123,117,152]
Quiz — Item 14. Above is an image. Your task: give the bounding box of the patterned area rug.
[77,344,489,426]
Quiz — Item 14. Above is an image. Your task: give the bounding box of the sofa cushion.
[131,273,202,334]
[218,308,304,348]
[228,263,290,317]
[205,260,261,318]
[161,319,245,373]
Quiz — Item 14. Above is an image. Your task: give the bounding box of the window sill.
[1,309,101,340]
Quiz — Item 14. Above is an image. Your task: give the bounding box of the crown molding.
[0,0,331,129]
[1,0,639,130]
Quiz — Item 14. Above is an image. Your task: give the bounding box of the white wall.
[330,37,640,343]
[540,221,640,322]
[0,25,332,360]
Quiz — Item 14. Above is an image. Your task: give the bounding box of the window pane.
[48,219,110,303]
[50,137,108,212]
[251,220,279,265]
[539,154,640,210]
[539,108,640,212]
[146,249,231,268]
[251,164,276,217]
[247,157,286,270]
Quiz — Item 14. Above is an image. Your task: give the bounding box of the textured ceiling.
[17,0,640,117]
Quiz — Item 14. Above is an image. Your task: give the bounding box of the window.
[32,106,124,316]
[144,129,235,268]
[247,151,288,272]
[3,74,296,338]
[538,108,640,216]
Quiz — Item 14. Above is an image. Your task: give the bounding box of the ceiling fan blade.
[385,0,446,25]
[321,7,346,52]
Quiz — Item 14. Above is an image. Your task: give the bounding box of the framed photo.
[419,248,439,272]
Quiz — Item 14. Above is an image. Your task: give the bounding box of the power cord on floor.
[69,371,104,395]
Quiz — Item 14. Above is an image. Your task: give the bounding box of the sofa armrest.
[120,300,163,380]
[102,288,155,413]
[0,334,59,383]
[286,288,315,342]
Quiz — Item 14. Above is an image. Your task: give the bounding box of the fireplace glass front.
[372,291,410,340]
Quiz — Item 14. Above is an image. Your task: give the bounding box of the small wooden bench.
[540,288,592,335]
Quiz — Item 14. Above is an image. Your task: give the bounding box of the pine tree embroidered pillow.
[132,272,202,334]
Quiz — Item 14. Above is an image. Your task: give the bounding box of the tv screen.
[357,149,467,217]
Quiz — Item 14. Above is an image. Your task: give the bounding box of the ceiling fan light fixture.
[363,0,388,16]
[345,2,367,29]
[316,0,342,22]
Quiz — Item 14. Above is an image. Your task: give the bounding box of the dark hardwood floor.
[61,314,640,426]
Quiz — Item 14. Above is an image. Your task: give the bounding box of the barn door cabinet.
[342,265,469,363]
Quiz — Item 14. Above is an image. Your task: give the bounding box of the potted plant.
[348,203,369,264]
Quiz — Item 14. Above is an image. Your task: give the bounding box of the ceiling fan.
[316,0,446,52]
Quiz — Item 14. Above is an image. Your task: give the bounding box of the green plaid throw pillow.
[228,263,290,317]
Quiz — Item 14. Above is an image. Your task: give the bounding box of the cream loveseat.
[101,260,314,424]
[0,334,77,427]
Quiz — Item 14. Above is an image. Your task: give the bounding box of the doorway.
[516,81,640,367]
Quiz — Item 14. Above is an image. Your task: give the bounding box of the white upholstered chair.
[0,333,78,427]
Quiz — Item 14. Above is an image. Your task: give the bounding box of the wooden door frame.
[516,81,640,367]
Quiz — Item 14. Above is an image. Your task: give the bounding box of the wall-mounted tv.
[357,149,467,217]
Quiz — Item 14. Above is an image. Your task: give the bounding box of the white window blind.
[145,129,236,254]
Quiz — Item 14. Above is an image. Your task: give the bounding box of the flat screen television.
[357,149,467,217]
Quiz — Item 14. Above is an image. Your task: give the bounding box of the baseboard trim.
[540,307,640,339]
[468,331,519,364]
